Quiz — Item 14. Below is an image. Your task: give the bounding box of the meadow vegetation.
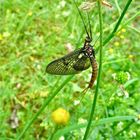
[0,0,140,139]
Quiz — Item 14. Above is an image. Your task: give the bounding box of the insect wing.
[46,48,90,75]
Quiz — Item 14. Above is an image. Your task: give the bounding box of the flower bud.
[51,108,70,125]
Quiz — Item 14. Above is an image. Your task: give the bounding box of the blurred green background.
[0,0,140,139]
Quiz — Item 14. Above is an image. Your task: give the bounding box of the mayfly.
[46,0,98,90]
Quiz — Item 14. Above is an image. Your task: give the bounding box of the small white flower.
[59,136,65,140]
[59,0,66,8]
[117,92,123,97]
[78,118,87,124]
[69,34,74,39]
[79,2,96,12]
[62,11,70,17]
[36,64,41,70]
[16,83,21,89]
[129,130,136,138]
[112,73,116,80]
[73,100,80,106]
[124,91,129,98]
[117,121,123,130]
[3,32,11,37]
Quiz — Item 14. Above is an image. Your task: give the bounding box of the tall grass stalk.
[53,116,135,139]
[83,1,103,139]
[17,75,74,139]
[17,0,133,139]
[103,0,133,46]
[83,0,133,139]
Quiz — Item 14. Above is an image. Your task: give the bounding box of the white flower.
[129,130,136,138]
[124,91,129,98]
[78,118,87,124]
[112,73,116,80]
[117,92,123,97]
[62,11,70,17]
[117,121,123,130]
[59,136,65,140]
[73,100,80,106]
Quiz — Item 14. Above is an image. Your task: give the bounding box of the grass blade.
[17,75,74,140]
[53,116,135,139]
[103,0,133,46]
[83,0,133,139]
[83,1,103,139]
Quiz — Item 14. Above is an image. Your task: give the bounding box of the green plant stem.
[114,120,135,137]
[83,1,103,139]
[49,125,58,140]
[96,0,133,54]
[53,116,135,139]
[121,11,140,29]
[17,0,133,139]
[83,0,133,139]
[17,75,74,140]
[115,0,121,16]
[103,0,132,46]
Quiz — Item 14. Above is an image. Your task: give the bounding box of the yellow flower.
[28,11,33,16]
[108,48,113,54]
[3,32,10,37]
[114,41,120,47]
[39,91,48,97]
[138,114,140,120]
[51,108,70,125]
[117,31,121,36]
[128,54,134,59]
[0,34,3,40]
[120,35,125,39]
[121,28,126,33]
[95,116,99,120]
[29,56,35,61]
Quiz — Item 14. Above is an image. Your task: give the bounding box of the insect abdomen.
[88,58,98,88]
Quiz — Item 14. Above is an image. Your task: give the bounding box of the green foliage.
[115,71,130,84]
[0,0,140,140]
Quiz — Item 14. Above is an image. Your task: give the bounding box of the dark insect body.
[46,37,98,89]
[46,0,98,90]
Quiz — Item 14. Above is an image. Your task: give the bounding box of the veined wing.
[46,48,90,75]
